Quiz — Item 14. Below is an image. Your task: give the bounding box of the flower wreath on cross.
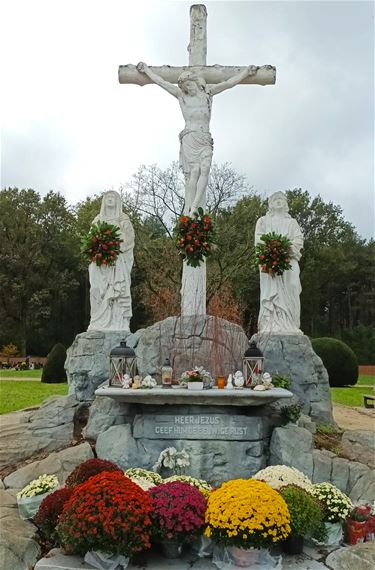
[81,221,123,267]
[174,207,214,267]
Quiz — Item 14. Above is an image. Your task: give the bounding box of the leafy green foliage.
[41,343,67,383]
[312,337,358,387]
[280,402,303,425]
[280,485,326,540]
[272,375,290,389]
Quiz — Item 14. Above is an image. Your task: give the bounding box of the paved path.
[333,403,375,431]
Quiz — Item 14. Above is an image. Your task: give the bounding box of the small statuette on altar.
[253,384,266,391]
[121,374,132,389]
[261,372,273,390]
[225,373,234,390]
[234,370,244,389]
[141,375,157,389]
[132,375,141,390]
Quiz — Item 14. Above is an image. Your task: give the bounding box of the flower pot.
[187,381,203,390]
[282,534,304,554]
[345,519,367,545]
[17,488,57,520]
[324,522,343,545]
[228,546,260,567]
[84,550,129,569]
[160,539,183,559]
[366,515,375,541]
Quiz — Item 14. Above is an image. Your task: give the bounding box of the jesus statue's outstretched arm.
[136,62,180,98]
[209,66,258,95]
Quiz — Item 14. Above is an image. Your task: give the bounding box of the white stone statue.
[136,62,257,213]
[255,191,304,335]
[88,191,135,331]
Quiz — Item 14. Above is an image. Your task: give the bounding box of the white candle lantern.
[243,342,264,387]
[109,340,137,387]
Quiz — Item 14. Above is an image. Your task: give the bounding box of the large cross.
[119,4,276,318]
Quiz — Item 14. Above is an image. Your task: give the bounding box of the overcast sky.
[1,0,374,238]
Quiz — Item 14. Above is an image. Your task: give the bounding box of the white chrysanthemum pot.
[187,381,204,390]
[324,522,343,545]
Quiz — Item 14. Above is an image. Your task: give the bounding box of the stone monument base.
[253,333,333,423]
[95,403,274,486]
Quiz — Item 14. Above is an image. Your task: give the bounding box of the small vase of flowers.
[182,370,204,390]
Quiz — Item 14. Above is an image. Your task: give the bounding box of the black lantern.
[109,340,137,387]
[243,341,264,387]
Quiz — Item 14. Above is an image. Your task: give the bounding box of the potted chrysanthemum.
[17,474,59,520]
[311,482,352,545]
[205,479,291,568]
[148,480,207,559]
[57,471,152,569]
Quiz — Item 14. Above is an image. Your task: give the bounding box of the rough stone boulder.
[67,316,249,402]
[253,333,333,423]
[341,430,375,469]
[0,394,79,470]
[0,488,41,570]
[269,425,314,478]
[65,330,130,400]
[325,543,375,569]
[134,315,248,381]
[3,442,94,489]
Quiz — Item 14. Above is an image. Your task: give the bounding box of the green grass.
[0,369,42,379]
[0,381,68,415]
[330,386,373,407]
[356,375,375,386]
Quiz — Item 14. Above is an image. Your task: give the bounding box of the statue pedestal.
[253,333,333,423]
[93,387,293,485]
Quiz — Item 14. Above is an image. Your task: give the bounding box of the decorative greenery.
[253,465,313,492]
[33,487,74,544]
[149,481,207,542]
[311,337,358,387]
[311,482,352,523]
[81,221,123,267]
[41,343,67,384]
[65,458,122,488]
[254,232,292,277]
[205,479,291,549]
[280,402,303,425]
[174,208,214,267]
[17,474,59,499]
[124,468,162,485]
[57,471,152,557]
[280,485,327,541]
[271,374,290,389]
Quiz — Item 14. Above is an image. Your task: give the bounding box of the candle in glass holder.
[217,376,225,389]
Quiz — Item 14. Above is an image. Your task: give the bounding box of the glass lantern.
[109,340,137,387]
[161,357,173,387]
[243,341,264,388]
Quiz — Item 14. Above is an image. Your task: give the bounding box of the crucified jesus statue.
[136,62,257,214]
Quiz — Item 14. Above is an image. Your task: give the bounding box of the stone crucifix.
[119,4,276,317]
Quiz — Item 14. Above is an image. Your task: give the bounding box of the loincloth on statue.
[179,129,213,173]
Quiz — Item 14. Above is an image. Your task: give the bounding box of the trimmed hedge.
[311,337,358,387]
[41,343,67,383]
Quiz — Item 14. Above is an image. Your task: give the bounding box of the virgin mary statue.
[87,191,134,331]
[255,192,304,335]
